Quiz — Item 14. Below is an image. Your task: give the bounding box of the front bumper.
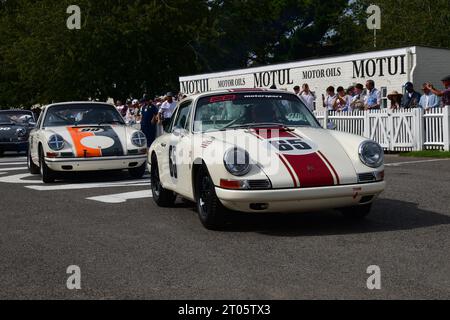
[215,181,386,213]
[44,155,147,172]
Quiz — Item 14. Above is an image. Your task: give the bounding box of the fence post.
[414,108,424,151]
[323,110,329,129]
[363,110,370,139]
[443,106,450,152]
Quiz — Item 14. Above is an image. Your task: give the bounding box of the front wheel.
[129,163,146,179]
[27,149,40,174]
[340,204,372,220]
[150,155,176,207]
[195,166,227,230]
[39,147,56,183]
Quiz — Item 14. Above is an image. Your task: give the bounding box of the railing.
[314,106,450,151]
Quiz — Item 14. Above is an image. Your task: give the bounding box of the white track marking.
[87,190,152,203]
[0,157,26,162]
[26,179,150,191]
[0,173,42,184]
[0,162,27,166]
[0,166,28,172]
[385,158,450,167]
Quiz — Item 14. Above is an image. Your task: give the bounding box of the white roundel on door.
[80,136,115,149]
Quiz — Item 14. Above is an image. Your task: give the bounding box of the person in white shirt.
[158,92,177,130]
[322,86,337,111]
[299,83,315,112]
[419,82,440,111]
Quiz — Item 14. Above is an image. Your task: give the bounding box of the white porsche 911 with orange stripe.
[148,89,385,230]
[28,102,148,183]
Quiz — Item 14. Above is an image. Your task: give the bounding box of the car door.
[163,101,193,194]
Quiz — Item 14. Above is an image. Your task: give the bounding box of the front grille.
[248,180,272,190]
[358,173,376,183]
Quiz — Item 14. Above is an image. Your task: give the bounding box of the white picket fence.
[314,106,450,151]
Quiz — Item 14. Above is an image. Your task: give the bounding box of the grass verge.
[399,151,450,158]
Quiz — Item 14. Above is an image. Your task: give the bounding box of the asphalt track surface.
[0,152,449,299]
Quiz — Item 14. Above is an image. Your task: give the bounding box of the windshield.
[43,104,125,127]
[193,93,320,132]
[0,111,34,125]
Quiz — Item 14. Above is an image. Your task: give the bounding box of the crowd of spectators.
[293,75,450,112]
[114,92,186,147]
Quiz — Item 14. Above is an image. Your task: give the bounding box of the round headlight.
[131,131,147,148]
[223,148,251,176]
[16,128,26,137]
[359,141,384,168]
[48,134,65,151]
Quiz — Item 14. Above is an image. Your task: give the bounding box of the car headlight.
[359,141,384,168]
[131,131,147,148]
[48,134,65,151]
[16,128,26,137]
[223,148,251,176]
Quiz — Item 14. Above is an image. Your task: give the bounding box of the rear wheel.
[39,146,56,183]
[129,163,146,179]
[27,148,40,174]
[195,166,227,230]
[150,155,176,207]
[340,204,372,220]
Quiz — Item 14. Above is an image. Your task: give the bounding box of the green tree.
[353,0,450,50]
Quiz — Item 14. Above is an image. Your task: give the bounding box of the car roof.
[183,88,297,101]
[0,109,33,113]
[42,101,114,110]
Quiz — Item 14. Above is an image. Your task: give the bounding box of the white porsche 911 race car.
[28,102,148,183]
[148,89,385,229]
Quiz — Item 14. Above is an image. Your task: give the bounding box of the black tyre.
[27,149,40,174]
[150,155,176,207]
[129,163,146,179]
[195,165,227,230]
[340,204,372,220]
[39,146,56,183]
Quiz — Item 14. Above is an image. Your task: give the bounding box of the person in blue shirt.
[419,82,441,110]
[140,97,159,147]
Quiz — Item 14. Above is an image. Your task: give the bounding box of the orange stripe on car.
[67,127,102,158]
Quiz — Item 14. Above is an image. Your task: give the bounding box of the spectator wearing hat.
[419,83,440,111]
[387,91,403,109]
[426,75,450,107]
[158,92,177,131]
[401,82,421,108]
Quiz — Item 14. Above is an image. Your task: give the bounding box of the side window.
[172,101,191,132]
